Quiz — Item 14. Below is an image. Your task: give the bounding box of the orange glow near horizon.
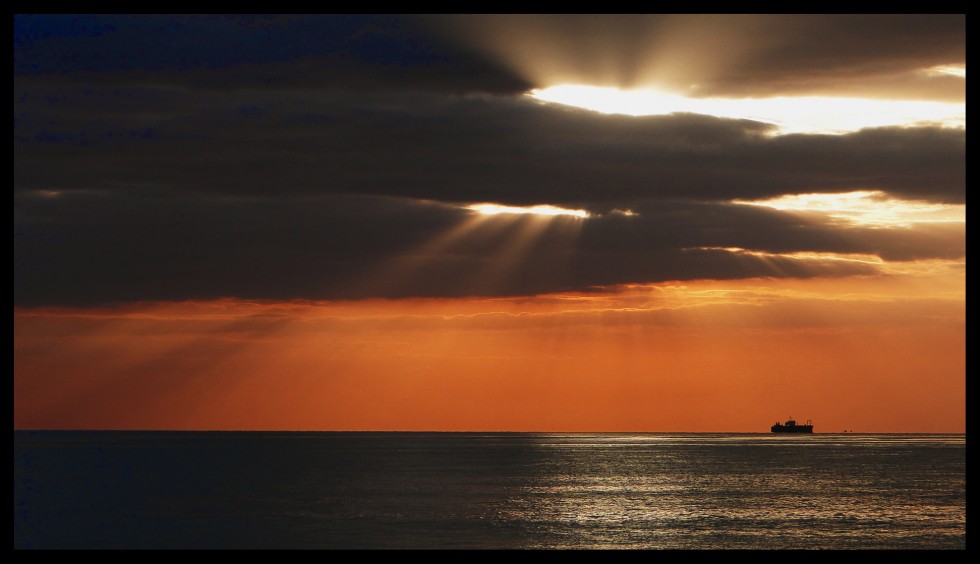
[14,268,964,433]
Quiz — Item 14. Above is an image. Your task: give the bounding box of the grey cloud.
[13,15,965,306]
[14,85,964,205]
[14,190,962,306]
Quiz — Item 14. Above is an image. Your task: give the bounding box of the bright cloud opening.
[734,190,965,227]
[530,84,966,135]
[924,64,966,78]
[467,203,590,218]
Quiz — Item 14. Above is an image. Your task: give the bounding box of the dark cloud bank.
[14,15,965,306]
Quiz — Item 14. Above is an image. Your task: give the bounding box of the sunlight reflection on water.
[15,432,965,549]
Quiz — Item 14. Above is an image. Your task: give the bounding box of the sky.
[14,14,965,432]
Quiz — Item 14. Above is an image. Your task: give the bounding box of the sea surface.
[14,431,965,549]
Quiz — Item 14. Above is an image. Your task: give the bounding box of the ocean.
[14,431,965,549]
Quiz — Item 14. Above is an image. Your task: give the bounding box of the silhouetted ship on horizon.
[771,419,813,433]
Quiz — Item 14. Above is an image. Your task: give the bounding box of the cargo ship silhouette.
[771,418,813,433]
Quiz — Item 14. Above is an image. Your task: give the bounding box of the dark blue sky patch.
[16,15,475,75]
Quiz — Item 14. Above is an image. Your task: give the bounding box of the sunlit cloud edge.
[529,84,966,135]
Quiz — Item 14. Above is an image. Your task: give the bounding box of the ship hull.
[771,425,813,433]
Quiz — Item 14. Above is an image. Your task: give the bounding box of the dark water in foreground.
[14,432,965,549]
